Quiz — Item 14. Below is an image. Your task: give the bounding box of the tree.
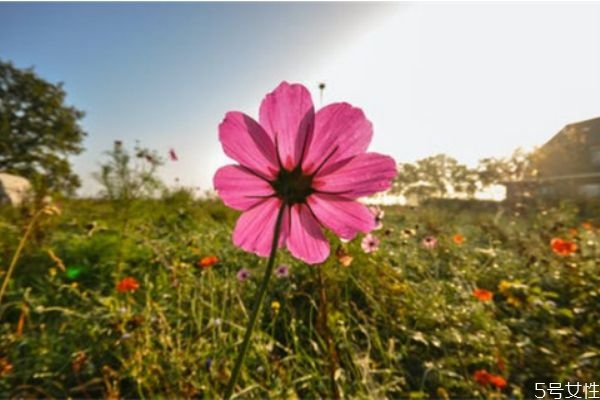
[393,154,479,201]
[477,148,538,188]
[0,59,86,196]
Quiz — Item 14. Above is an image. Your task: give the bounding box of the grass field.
[1,192,599,398]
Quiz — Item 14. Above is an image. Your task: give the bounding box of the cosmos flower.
[472,288,493,302]
[116,277,140,293]
[274,264,290,278]
[236,268,251,282]
[198,255,219,268]
[421,235,438,250]
[452,234,465,245]
[550,238,577,256]
[369,205,385,230]
[473,369,507,389]
[361,233,380,253]
[213,82,396,264]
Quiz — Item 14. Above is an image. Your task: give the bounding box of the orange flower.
[473,369,507,389]
[198,255,219,268]
[0,357,13,376]
[473,369,490,385]
[489,374,507,389]
[116,277,140,293]
[452,234,465,245]
[550,238,577,256]
[582,221,594,230]
[473,288,493,302]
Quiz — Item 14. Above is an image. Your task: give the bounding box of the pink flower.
[361,234,380,253]
[369,205,384,230]
[213,82,396,264]
[169,148,178,161]
[236,268,251,282]
[421,235,437,249]
[274,264,290,278]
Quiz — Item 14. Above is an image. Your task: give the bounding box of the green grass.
[1,196,599,398]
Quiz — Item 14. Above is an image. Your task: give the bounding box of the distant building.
[504,117,600,202]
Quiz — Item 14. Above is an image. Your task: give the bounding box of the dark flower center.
[271,166,314,204]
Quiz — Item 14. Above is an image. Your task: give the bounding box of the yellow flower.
[271,300,281,313]
[498,280,512,294]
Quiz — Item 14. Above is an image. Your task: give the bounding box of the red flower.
[489,374,507,389]
[550,238,577,256]
[473,369,507,389]
[473,288,493,302]
[473,369,491,385]
[116,277,140,293]
[198,255,219,268]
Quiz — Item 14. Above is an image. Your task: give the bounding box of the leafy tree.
[393,154,479,201]
[477,148,538,188]
[0,59,86,196]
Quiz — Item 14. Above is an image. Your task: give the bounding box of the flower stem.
[0,209,44,306]
[224,203,286,399]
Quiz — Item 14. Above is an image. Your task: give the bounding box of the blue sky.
[1,2,600,197]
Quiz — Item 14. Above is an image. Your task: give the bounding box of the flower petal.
[307,194,375,240]
[313,153,397,199]
[233,198,287,257]
[259,82,314,170]
[303,102,373,175]
[286,204,329,264]
[213,165,275,211]
[219,111,278,179]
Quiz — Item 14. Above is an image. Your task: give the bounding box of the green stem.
[0,209,44,306]
[224,203,286,399]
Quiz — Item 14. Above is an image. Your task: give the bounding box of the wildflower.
[582,221,594,230]
[473,288,493,302]
[335,246,354,267]
[550,238,577,256]
[213,82,397,264]
[116,277,140,293]
[473,369,490,385]
[369,205,384,230]
[198,255,219,268]
[421,235,438,250]
[271,300,281,313]
[489,374,507,389]
[452,234,465,245]
[0,357,13,376]
[473,369,507,389]
[169,148,178,161]
[236,268,251,282]
[274,264,290,278]
[361,234,380,253]
[205,357,213,371]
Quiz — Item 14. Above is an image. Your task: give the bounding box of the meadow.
[0,192,599,399]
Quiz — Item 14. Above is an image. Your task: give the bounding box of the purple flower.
[236,268,251,282]
[274,264,290,278]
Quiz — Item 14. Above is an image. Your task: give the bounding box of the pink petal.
[233,198,287,257]
[213,165,275,211]
[219,111,279,179]
[302,102,373,175]
[286,204,329,264]
[312,153,397,199]
[259,82,314,170]
[307,194,375,240]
